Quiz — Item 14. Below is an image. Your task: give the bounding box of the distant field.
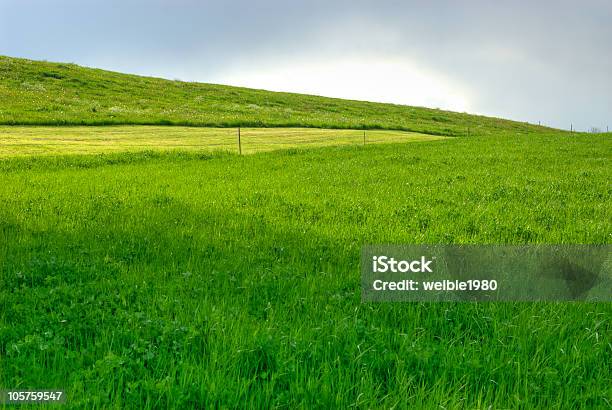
[0,126,443,157]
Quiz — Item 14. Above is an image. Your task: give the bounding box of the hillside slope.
[1,56,560,136]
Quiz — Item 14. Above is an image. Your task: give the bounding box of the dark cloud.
[1,0,610,130]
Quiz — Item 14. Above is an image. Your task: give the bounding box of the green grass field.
[1,135,610,408]
[0,57,610,408]
[0,126,441,157]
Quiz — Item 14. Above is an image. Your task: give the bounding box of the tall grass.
[1,134,610,408]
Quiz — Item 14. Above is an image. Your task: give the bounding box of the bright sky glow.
[212,57,471,112]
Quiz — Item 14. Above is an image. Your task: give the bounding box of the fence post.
[363,130,366,146]
[238,127,242,155]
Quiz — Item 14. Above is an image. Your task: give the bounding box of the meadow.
[1,133,610,408]
[0,56,610,408]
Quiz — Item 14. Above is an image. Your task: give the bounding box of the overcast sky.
[1,0,610,130]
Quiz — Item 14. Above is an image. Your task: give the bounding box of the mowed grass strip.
[0,126,443,157]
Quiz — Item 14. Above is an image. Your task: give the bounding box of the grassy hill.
[1,55,558,136]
